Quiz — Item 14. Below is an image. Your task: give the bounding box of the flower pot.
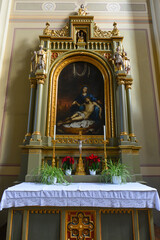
[112,176,122,184]
[65,169,72,176]
[48,177,57,184]
[89,169,96,176]
[53,177,57,184]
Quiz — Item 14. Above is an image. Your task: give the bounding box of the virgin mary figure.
[70,86,100,121]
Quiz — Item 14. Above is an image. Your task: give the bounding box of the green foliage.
[36,164,69,185]
[101,159,131,183]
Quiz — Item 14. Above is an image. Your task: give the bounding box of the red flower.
[62,156,74,170]
[85,154,101,170]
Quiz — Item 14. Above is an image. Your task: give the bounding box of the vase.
[48,177,57,184]
[65,169,72,176]
[112,176,122,184]
[89,169,96,175]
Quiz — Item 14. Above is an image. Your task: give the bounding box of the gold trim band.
[120,132,128,135]
[32,131,41,135]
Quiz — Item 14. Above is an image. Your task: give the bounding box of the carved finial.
[78,4,87,16]
[112,22,120,36]
[43,22,51,35]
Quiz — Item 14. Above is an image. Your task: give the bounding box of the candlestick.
[54,125,56,140]
[104,140,108,170]
[52,139,56,167]
[103,125,106,141]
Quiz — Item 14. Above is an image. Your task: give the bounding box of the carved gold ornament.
[94,23,112,38]
[111,22,120,36]
[43,22,52,35]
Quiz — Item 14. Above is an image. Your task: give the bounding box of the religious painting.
[56,61,105,135]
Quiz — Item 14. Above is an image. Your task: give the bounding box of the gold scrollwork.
[55,136,104,145]
[43,22,69,37]
[94,23,112,38]
[52,23,69,37]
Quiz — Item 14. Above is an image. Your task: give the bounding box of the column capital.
[125,78,133,89]
[116,73,127,85]
[29,77,37,88]
[36,72,46,85]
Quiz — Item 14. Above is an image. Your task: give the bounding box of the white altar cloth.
[0,182,160,211]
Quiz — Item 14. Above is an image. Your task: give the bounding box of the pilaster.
[31,71,46,143]
[125,78,136,143]
[24,76,36,144]
[116,72,128,142]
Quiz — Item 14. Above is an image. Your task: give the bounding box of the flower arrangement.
[101,159,131,184]
[86,154,101,171]
[62,156,74,170]
[36,164,68,185]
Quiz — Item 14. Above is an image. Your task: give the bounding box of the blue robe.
[70,93,100,121]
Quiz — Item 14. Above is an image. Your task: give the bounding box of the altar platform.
[1,182,160,240]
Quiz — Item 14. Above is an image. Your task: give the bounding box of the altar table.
[0,182,160,210]
[1,182,159,240]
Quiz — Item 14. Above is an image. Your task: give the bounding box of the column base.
[30,132,42,145]
[119,132,129,142]
[23,133,32,145]
[129,134,137,143]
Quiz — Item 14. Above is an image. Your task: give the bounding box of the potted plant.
[101,160,130,184]
[62,156,74,176]
[86,154,101,175]
[37,164,68,185]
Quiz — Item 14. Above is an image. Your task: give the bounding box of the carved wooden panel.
[66,210,96,240]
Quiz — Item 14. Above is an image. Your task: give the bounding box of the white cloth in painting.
[64,120,94,128]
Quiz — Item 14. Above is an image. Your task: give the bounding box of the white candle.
[54,125,56,140]
[103,125,106,141]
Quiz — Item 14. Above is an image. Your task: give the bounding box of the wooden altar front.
[6,207,155,240]
[2,182,159,240]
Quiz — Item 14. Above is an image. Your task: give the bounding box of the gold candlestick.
[75,130,86,175]
[104,140,108,170]
[52,139,56,167]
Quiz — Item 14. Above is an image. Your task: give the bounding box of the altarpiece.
[20,7,141,183]
[1,6,158,240]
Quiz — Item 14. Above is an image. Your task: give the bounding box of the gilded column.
[117,73,128,141]
[126,79,136,142]
[25,76,36,143]
[32,72,46,141]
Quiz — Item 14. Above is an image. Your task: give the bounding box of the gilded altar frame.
[22,9,142,182]
[46,51,115,141]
